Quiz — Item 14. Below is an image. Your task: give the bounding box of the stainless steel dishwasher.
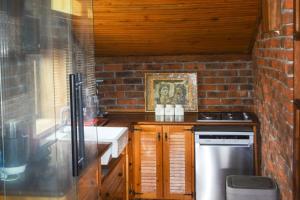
[194,126,254,200]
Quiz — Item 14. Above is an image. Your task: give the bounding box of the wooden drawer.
[101,154,126,200]
[77,161,100,200]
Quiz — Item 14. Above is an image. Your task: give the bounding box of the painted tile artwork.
[145,73,198,112]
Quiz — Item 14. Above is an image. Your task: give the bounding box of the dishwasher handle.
[195,134,254,146]
[198,134,251,139]
[197,143,253,147]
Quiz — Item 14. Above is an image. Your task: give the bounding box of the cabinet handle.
[157,133,161,141]
[184,192,194,196]
[165,133,168,141]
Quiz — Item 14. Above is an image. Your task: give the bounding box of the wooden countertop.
[0,140,111,198]
[102,112,259,128]
[98,143,111,158]
[0,140,100,197]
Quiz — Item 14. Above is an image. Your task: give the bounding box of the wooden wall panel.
[262,0,281,33]
[93,0,260,56]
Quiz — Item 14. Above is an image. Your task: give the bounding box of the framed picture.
[145,73,198,112]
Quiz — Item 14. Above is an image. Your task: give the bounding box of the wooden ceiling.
[93,0,260,57]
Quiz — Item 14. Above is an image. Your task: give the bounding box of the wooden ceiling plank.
[91,0,260,57]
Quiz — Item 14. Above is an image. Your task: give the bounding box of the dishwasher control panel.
[195,131,254,145]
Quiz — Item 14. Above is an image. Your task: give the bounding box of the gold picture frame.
[145,73,198,112]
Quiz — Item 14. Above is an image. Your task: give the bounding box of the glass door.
[0,0,80,199]
[51,0,79,199]
[69,0,100,198]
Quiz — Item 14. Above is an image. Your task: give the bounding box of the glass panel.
[51,1,77,199]
[0,0,77,199]
[70,0,99,198]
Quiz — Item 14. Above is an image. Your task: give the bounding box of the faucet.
[95,79,107,117]
[60,106,70,127]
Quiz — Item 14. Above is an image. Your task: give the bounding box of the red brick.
[282,12,293,24]
[183,63,198,70]
[239,70,253,76]
[95,72,114,79]
[283,50,294,61]
[200,99,221,105]
[145,64,161,70]
[218,70,238,76]
[95,65,103,71]
[103,64,123,71]
[117,99,137,105]
[197,63,206,70]
[268,38,281,48]
[205,63,224,70]
[282,24,293,36]
[136,99,145,105]
[100,99,116,105]
[282,37,293,49]
[198,85,217,90]
[116,71,134,78]
[226,77,248,84]
[103,91,123,98]
[162,64,183,70]
[99,85,115,92]
[227,91,249,98]
[116,85,135,91]
[226,63,248,69]
[221,99,242,105]
[198,70,218,76]
[124,64,146,70]
[282,0,293,9]
[207,91,227,98]
[204,77,225,84]
[123,78,142,84]
[198,92,206,98]
[125,92,144,98]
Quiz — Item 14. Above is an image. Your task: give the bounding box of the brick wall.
[95,57,254,111]
[0,12,35,135]
[252,0,294,199]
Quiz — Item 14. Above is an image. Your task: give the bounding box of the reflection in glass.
[0,0,97,199]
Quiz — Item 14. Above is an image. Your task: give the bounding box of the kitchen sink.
[84,126,128,158]
[47,126,128,161]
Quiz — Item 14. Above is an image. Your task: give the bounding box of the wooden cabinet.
[132,125,194,200]
[132,125,163,199]
[77,161,100,200]
[101,150,127,200]
[163,126,194,199]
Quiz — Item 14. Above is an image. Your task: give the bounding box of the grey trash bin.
[226,175,279,200]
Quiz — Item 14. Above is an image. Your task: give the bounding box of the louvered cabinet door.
[132,125,163,199]
[163,125,194,200]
